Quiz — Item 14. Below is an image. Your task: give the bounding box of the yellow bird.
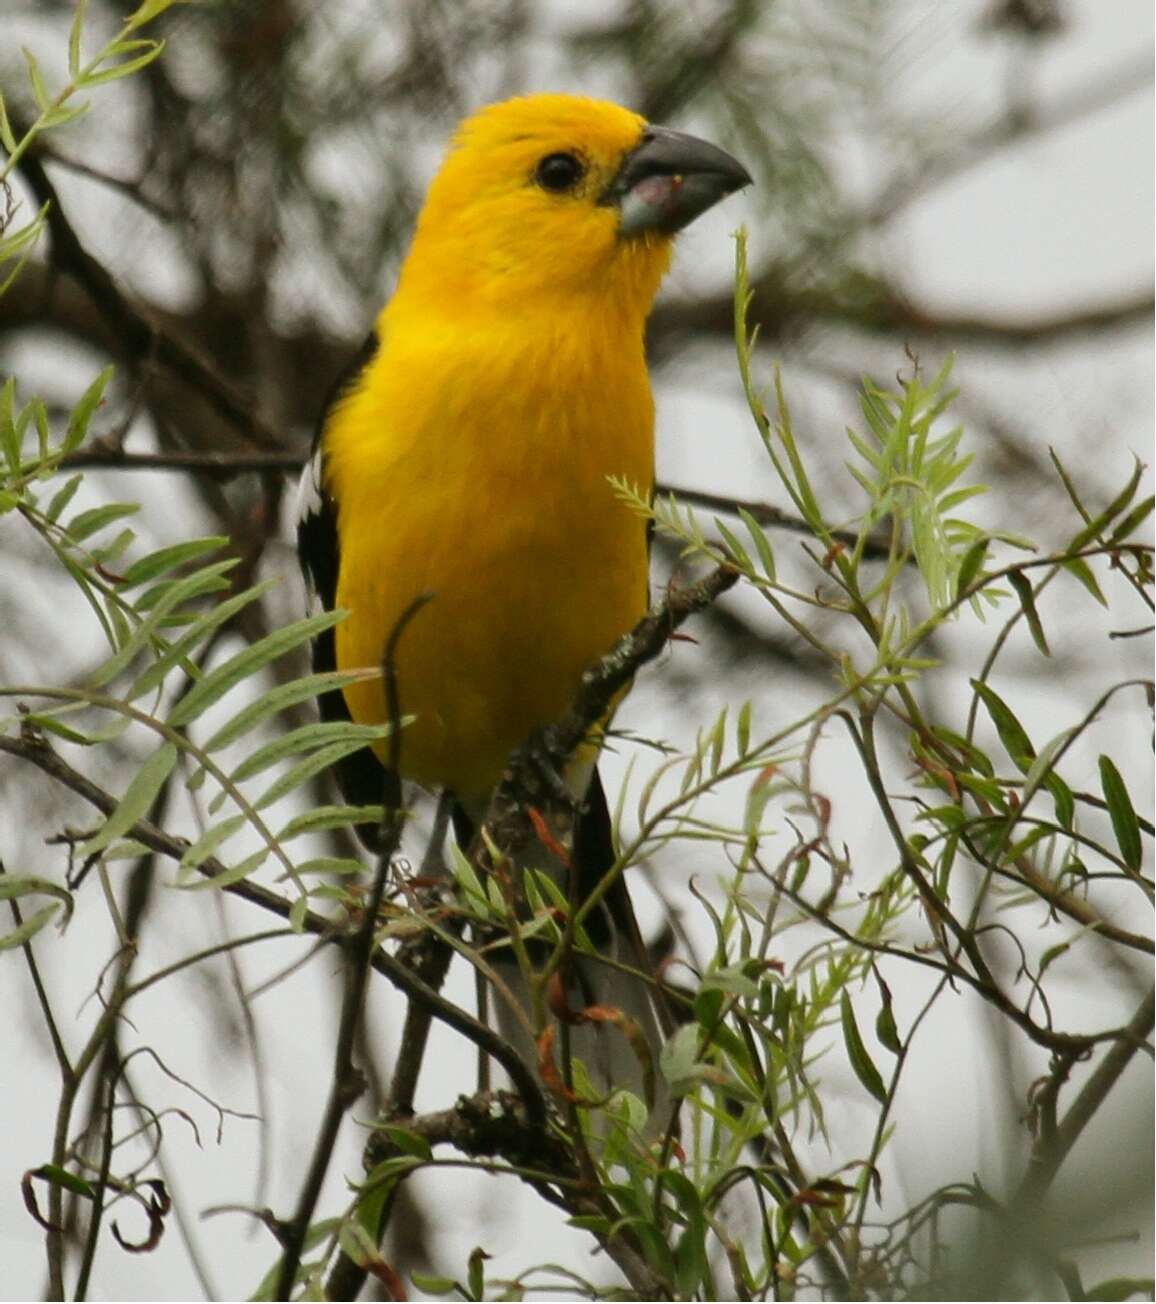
[297,93,749,1106]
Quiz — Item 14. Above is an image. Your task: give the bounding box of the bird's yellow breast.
[325,301,654,798]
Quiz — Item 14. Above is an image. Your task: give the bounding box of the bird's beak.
[605,124,752,237]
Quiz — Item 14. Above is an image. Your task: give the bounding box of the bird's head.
[396,93,751,318]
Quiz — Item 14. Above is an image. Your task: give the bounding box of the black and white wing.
[296,331,398,837]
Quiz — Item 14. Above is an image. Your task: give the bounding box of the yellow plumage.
[300,91,749,1121]
[325,97,673,797]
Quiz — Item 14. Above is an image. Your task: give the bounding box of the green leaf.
[125,0,179,28]
[409,1274,460,1298]
[0,903,60,950]
[1098,755,1143,872]
[88,558,239,685]
[126,579,277,700]
[0,89,16,153]
[972,681,1035,773]
[80,742,177,856]
[0,378,19,468]
[0,875,74,928]
[22,48,50,110]
[179,847,269,890]
[119,537,227,587]
[68,0,88,76]
[227,721,390,786]
[288,893,310,931]
[43,474,83,524]
[199,667,377,753]
[66,502,139,543]
[30,1164,96,1199]
[1109,495,1155,544]
[714,517,751,570]
[954,536,989,600]
[83,43,167,86]
[873,970,902,1054]
[738,507,776,580]
[1084,1277,1155,1302]
[1021,728,1075,809]
[178,814,248,870]
[276,804,384,841]
[659,1024,701,1094]
[467,1247,490,1302]
[253,737,384,811]
[840,992,887,1104]
[1060,556,1107,607]
[23,711,94,745]
[1007,571,1049,656]
[64,366,114,453]
[167,609,346,727]
[294,857,364,877]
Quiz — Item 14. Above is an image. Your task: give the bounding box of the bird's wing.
[296,331,398,841]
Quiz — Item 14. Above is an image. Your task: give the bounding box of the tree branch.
[16,147,284,451]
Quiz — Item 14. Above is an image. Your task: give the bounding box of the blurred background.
[1,0,1152,1298]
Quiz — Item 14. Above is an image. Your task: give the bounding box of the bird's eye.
[534,151,586,194]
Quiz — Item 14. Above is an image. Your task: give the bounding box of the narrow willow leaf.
[80,742,177,856]
[168,609,346,726]
[68,0,88,76]
[1060,556,1107,607]
[119,537,227,587]
[714,518,751,570]
[126,0,178,28]
[0,876,74,928]
[228,721,389,786]
[408,1275,458,1297]
[840,992,887,1104]
[736,700,752,756]
[66,502,139,543]
[288,893,310,931]
[1007,571,1049,655]
[64,366,114,453]
[0,89,15,153]
[873,971,902,1054]
[88,559,239,685]
[253,737,381,811]
[45,474,83,524]
[22,48,50,110]
[954,536,989,600]
[126,580,277,700]
[1021,728,1076,808]
[0,904,59,950]
[1048,773,1075,833]
[0,378,19,468]
[179,847,270,890]
[294,857,365,877]
[971,681,1035,773]
[1098,755,1143,872]
[738,506,776,580]
[1083,1278,1156,1302]
[83,44,166,86]
[179,814,248,869]
[1109,495,1155,544]
[132,558,237,614]
[1070,458,1143,551]
[276,804,384,841]
[24,712,94,745]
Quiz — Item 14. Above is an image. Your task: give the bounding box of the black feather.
[297,331,398,849]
